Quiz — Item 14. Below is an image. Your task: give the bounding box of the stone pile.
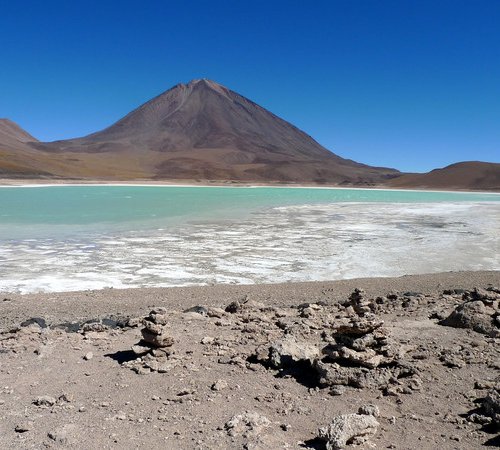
[122,308,176,374]
[250,289,421,393]
[314,290,420,392]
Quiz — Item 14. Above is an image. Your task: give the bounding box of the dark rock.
[183,305,209,316]
[20,317,47,328]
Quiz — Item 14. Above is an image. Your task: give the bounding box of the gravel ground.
[0,271,499,449]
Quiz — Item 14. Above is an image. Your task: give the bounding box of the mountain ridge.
[387,161,500,191]
[0,80,498,189]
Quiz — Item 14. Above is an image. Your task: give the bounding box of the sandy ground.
[1,271,499,449]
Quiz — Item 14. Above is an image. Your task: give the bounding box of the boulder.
[441,298,499,337]
[267,336,319,369]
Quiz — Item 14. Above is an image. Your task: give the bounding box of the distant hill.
[0,79,398,184]
[0,119,49,176]
[387,161,500,191]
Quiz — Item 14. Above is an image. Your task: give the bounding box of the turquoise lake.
[0,185,499,293]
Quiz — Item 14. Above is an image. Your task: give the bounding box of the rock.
[471,287,500,302]
[131,342,151,355]
[140,309,174,348]
[123,309,177,373]
[48,425,73,445]
[337,347,383,369]
[225,300,241,313]
[329,386,346,396]
[483,388,500,426]
[333,317,384,336]
[58,393,73,403]
[441,294,500,337]
[344,288,373,316]
[141,329,174,348]
[83,352,93,361]
[468,413,492,425]
[206,307,226,318]
[225,298,265,314]
[439,353,464,369]
[81,321,108,332]
[267,336,319,369]
[225,412,271,437]
[183,305,209,316]
[20,317,47,328]
[126,317,142,328]
[34,395,56,407]
[15,422,32,433]
[358,404,380,417]
[318,410,379,449]
[211,379,228,391]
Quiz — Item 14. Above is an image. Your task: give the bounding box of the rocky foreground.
[0,273,499,449]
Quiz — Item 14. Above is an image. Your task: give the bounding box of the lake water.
[1,185,499,293]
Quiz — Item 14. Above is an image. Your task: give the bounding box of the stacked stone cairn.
[314,289,421,393]
[123,307,176,374]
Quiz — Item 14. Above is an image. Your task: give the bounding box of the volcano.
[12,79,396,183]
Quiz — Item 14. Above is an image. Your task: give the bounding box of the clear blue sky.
[1,0,499,172]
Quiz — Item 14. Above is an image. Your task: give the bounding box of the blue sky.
[1,0,499,172]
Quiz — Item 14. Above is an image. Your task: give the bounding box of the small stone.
[177,388,196,396]
[318,412,379,449]
[225,412,270,436]
[84,352,93,361]
[330,386,346,396]
[15,422,32,433]
[183,305,209,316]
[58,393,73,403]
[358,404,380,417]
[34,395,56,407]
[132,343,151,355]
[211,379,228,391]
[48,427,69,444]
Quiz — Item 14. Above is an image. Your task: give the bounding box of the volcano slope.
[1,80,399,184]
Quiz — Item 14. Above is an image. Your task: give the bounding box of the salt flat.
[0,185,498,293]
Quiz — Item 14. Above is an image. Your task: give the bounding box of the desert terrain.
[1,271,499,449]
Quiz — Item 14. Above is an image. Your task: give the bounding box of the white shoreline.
[0,182,499,196]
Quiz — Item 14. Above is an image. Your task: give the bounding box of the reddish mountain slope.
[387,161,500,191]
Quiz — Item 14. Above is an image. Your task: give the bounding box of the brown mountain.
[1,79,398,183]
[0,118,38,144]
[387,161,500,191]
[0,119,48,176]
